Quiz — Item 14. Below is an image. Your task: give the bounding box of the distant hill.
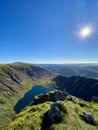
[39,64,98,78]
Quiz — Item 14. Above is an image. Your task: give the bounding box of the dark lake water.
[14,86,55,113]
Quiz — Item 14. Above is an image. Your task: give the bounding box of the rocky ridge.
[32,90,68,105]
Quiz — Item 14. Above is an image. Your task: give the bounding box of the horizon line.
[0,61,98,64]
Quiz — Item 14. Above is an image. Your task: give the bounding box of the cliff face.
[0,62,54,95]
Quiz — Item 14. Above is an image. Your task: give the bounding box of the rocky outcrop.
[41,101,67,129]
[8,96,98,130]
[80,112,95,125]
[48,101,67,123]
[32,90,68,105]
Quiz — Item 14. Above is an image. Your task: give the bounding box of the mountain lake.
[14,86,55,113]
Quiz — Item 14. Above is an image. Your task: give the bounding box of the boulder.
[80,112,95,125]
[48,101,66,123]
[66,95,77,103]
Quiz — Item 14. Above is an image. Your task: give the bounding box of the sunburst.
[74,18,97,39]
[80,27,91,38]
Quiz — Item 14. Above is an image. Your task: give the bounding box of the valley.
[0,62,55,129]
[39,64,98,78]
[0,62,98,130]
[1,1,98,129]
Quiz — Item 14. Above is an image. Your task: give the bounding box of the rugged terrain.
[53,75,98,101]
[0,62,98,130]
[0,62,55,130]
[8,95,98,130]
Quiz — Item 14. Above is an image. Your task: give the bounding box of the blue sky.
[0,0,98,63]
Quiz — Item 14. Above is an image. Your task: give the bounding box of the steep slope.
[1,63,98,130]
[39,64,98,77]
[53,75,98,101]
[0,62,55,129]
[8,96,98,130]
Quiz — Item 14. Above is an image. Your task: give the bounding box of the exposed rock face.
[0,62,54,94]
[80,112,95,125]
[48,103,62,123]
[32,90,68,105]
[48,101,67,123]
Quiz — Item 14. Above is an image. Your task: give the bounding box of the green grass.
[8,96,98,130]
[0,63,55,129]
[0,115,11,130]
[0,63,98,130]
[0,76,54,129]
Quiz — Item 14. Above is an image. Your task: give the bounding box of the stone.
[32,90,68,105]
[80,112,95,125]
[48,101,66,123]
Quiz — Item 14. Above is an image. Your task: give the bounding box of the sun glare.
[80,27,91,37]
[74,18,97,39]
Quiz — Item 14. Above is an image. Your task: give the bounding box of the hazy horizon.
[0,61,98,65]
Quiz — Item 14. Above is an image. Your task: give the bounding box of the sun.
[80,27,91,37]
[74,19,96,39]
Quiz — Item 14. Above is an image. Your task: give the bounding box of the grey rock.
[81,112,95,124]
[32,90,68,105]
[48,101,66,123]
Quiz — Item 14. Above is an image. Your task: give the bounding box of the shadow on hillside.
[52,75,98,101]
[41,111,52,130]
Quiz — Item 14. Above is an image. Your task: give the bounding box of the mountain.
[0,62,98,130]
[8,95,98,130]
[39,64,98,78]
[53,75,98,101]
[0,62,55,130]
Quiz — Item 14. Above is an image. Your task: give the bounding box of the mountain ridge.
[0,62,98,130]
[53,75,98,101]
[0,62,55,130]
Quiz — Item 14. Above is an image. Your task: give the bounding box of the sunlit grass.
[8,97,98,130]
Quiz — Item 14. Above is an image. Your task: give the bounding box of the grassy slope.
[0,62,55,130]
[1,63,98,129]
[8,96,98,130]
